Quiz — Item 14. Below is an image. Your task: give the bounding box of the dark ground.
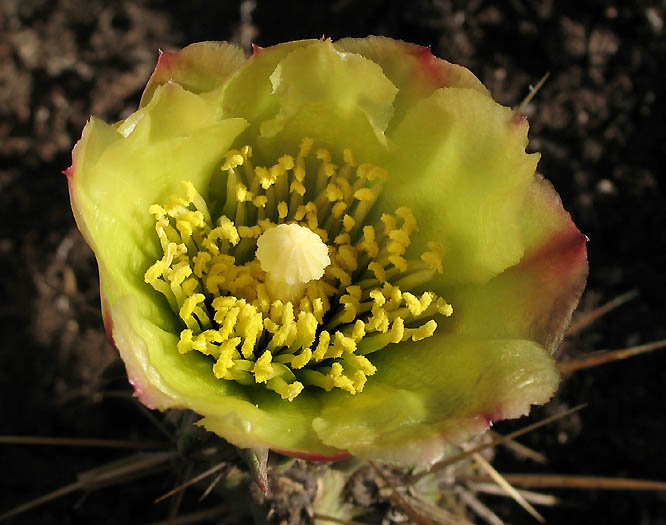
[1,1,665,523]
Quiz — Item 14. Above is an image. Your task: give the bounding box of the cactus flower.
[67,37,587,466]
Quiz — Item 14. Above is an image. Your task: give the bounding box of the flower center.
[144,139,453,401]
[256,223,330,304]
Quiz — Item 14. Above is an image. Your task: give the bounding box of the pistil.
[255,223,331,304]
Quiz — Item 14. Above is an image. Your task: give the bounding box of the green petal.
[446,175,588,352]
[313,335,559,465]
[71,84,247,324]
[334,36,488,131]
[222,40,397,163]
[69,82,246,362]
[220,40,317,129]
[384,87,539,285]
[140,41,246,107]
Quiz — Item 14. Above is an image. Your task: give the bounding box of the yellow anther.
[294,164,306,182]
[253,350,274,383]
[255,166,274,190]
[359,226,379,258]
[179,293,205,325]
[258,219,275,232]
[277,201,288,219]
[380,213,397,233]
[388,255,408,273]
[369,288,386,306]
[384,283,402,308]
[177,329,194,354]
[390,317,405,343]
[238,225,262,238]
[149,204,166,218]
[269,377,304,401]
[387,241,407,256]
[279,154,294,170]
[192,252,211,278]
[269,300,285,323]
[253,195,268,208]
[299,137,314,157]
[337,302,357,324]
[312,330,331,361]
[419,292,434,312]
[293,205,306,221]
[327,266,352,288]
[264,317,279,333]
[334,233,351,245]
[207,219,240,247]
[312,297,325,324]
[144,260,167,284]
[218,307,240,340]
[352,371,368,392]
[221,152,244,171]
[356,163,372,179]
[238,311,263,358]
[212,339,241,379]
[438,299,454,317]
[297,311,318,348]
[212,295,236,312]
[254,283,271,313]
[269,163,284,181]
[345,285,361,299]
[368,261,387,283]
[290,180,306,196]
[329,362,356,394]
[342,215,355,233]
[185,330,222,356]
[388,229,411,246]
[236,183,251,202]
[422,241,444,273]
[335,177,352,199]
[367,307,389,333]
[323,162,337,178]
[316,148,332,163]
[325,183,344,202]
[367,166,388,181]
[284,381,305,401]
[409,320,438,341]
[344,354,377,376]
[337,245,358,272]
[334,332,357,355]
[331,201,347,218]
[351,319,366,341]
[402,292,420,316]
[354,188,375,201]
[170,261,192,286]
[291,348,313,369]
[396,207,417,233]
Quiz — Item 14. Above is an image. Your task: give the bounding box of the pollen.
[144,139,453,401]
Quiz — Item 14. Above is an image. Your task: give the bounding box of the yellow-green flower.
[67,37,587,465]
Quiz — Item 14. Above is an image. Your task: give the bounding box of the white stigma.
[256,224,331,302]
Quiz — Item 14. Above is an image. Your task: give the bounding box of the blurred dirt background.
[1,0,665,523]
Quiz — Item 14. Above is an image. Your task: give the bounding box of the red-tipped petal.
[140,41,246,107]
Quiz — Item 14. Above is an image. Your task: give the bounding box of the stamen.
[144,140,453,401]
